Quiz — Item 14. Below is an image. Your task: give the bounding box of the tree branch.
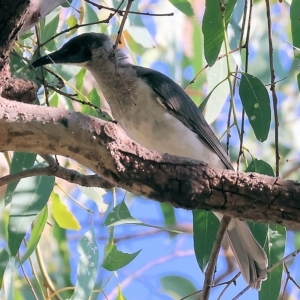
[1,97,300,228]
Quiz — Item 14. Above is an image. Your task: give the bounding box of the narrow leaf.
[290,0,300,60]
[193,210,219,271]
[5,152,36,205]
[202,0,237,66]
[0,249,9,287]
[101,244,141,271]
[168,0,194,17]
[260,225,286,300]
[51,193,80,230]
[239,73,271,142]
[18,206,48,267]
[71,228,99,300]
[8,176,55,257]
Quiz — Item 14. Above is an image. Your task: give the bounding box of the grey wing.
[133,66,233,170]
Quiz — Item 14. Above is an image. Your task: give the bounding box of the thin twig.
[216,272,241,300]
[184,47,243,91]
[236,0,253,170]
[85,0,174,17]
[0,159,114,189]
[201,216,231,300]
[265,0,280,176]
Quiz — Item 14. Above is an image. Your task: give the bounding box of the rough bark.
[1,96,300,229]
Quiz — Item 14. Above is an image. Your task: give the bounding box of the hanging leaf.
[202,0,237,66]
[51,193,80,230]
[168,0,194,17]
[193,210,219,271]
[290,0,300,60]
[18,206,48,267]
[0,248,9,287]
[239,73,271,142]
[71,228,99,300]
[5,152,36,205]
[260,225,286,300]
[8,176,55,257]
[101,243,141,271]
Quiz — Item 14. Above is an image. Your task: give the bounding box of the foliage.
[1,0,300,299]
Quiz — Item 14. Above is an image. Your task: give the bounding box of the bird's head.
[31,33,118,68]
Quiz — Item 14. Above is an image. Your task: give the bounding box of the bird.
[32,32,268,289]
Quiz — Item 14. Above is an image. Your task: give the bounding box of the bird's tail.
[226,219,268,290]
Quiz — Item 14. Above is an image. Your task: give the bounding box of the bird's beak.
[31,48,68,68]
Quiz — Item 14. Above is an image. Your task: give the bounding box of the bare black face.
[31,33,110,68]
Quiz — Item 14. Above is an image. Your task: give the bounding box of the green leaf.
[51,193,80,230]
[0,248,10,287]
[101,243,141,271]
[41,14,59,50]
[239,73,271,142]
[245,159,274,177]
[290,0,300,60]
[297,73,300,92]
[3,257,15,300]
[160,275,198,300]
[193,210,219,271]
[18,206,48,267]
[5,152,36,205]
[160,203,176,226]
[104,201,183,234]
[202,0,237,66]
[8,175,55,257]
[71,228,99,300]
[168,0,194,17]
[260,225,286,300]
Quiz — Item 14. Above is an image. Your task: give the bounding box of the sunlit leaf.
[5,152,36,205]
[239,73,271,142]
[51,193,80,230]
[193,210,219,271]
[71,228,99,300]
[260,225,286,300]
[18,206,48,267]
[66,15,77,37]
[116,286,127,300]
[160,275,198,300]
[168,0,194,17]
[203,0,237,66]
[101,243,141,271]
[80,186,108,214]
[8,176,55,257]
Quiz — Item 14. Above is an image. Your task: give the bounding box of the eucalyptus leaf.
[239,73,271,142]
[8,176,54,257]
[102,244,141,271]
[193,210,219,271]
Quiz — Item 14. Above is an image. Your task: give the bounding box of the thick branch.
[1,97,300,228]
